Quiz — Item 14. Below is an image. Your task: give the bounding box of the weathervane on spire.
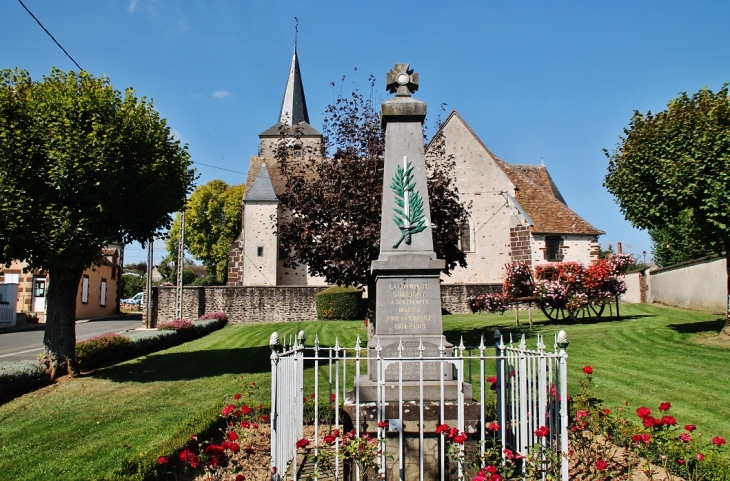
[386,63,419,97]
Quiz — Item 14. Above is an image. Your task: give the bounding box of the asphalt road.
[0,315,144,362]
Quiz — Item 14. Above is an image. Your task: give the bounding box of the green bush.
[75,333,134,372]
[315,285,364,320]
[0,360,51,404]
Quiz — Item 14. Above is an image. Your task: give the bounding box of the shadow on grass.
[91,346,272,383]
[667,318,726,334]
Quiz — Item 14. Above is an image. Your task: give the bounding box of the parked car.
[121,292,145,309]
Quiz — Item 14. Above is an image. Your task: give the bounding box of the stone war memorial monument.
[349,63,477,479]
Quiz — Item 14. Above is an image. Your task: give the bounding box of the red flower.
[188,454,201,469]
[207,456,218,469]
[156,456,170,465]
[260,415,269,422]
[241,405,252,415]
[659,402,671,412]
[680,433,692,443]
[436,423,450,434]
[535,426,549,438]
[642,416,661,428]
[310,393,316,399]
[595,459,608,471]
[487,422,500,432]
[712,436,727,446]
[487,376,497,383]
[661,416,677,426]
[677,459,685,465]
[330,393,336,401]
[485,465,497,474]
[697,453,705,461]
[576,410,587,419]
[685,424,696,432]
[488,475,502,481]
[448,427,459,440]
[244,445,254,454]
[453,432,468,444]
[221,404,236,416]
[636,407,651,418]
[296,438,309,449]
[324,433,337,444]
[378,420,388,428]
[632,433,651,445]
[251,422,258,429]
[582,366,593,375]
[240,421,250,429]
[233,393,242,401]
[603,409,611,415]
[227,431,239,441]
[251,381,256,387]
[503,448,514,459]
[236,475,246,481]
[178,448,195,463]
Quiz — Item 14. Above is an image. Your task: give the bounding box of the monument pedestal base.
[352,375,472,402]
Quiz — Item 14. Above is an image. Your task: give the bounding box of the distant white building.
[227,49,603,287]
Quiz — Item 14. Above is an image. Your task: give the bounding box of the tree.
[0,69,195,376]
[166,180,244,284]
[648,210,713,267]
[277,90,469,295]
[603,84,730,332]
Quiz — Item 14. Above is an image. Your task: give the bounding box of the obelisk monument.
[363,63,460,396]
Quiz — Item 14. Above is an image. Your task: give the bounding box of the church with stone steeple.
[227,47,604,289]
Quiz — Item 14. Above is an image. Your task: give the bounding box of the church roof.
[430,110,604,236]
[259,47,321,138]
[244,162,278,201]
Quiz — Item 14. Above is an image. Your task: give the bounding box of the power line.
[194,161,246,175]
[17,0,83,71]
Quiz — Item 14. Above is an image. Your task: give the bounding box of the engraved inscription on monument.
[376,277,442,336]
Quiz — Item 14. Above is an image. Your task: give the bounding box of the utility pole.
[175,210,185,320]
[145,237,153,328]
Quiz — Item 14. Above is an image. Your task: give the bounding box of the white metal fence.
[269,329,570,481]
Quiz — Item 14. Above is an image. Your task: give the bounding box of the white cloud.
[212,90,231,99]
[128,0,139,13]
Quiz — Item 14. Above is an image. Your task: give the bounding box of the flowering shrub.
[469,292,510,314]
[75,333,133,371]
[534,279,568,309]
[606,253,635,275]
[569,366,730,481]
[197,311,229,325]
[158,319,195,332]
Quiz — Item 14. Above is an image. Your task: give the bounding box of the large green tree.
[0,69,195,376]
[604,84,730,332]
[277,90,469,296]
[166,180,244,284]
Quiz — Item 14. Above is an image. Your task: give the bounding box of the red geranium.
[712,436,727,446]
[378,420,388,428]
[697,453,705,461]
[535,426,549,438]
[582,366,593,375]
[245,445,254,454]
[659,402,671,412]
[236,475,246,481]
[453,432,468,444]
[233,393,242,401]
[487,422,500,431]
[595,459,608,471]
[156,456,170,465]
[227,431,239,441]
[680,433,692,443]
[488,475,502,481]
[685,424,696,432]
[221,404,236,416]
[296,438,309,449]
[436,424,450,434]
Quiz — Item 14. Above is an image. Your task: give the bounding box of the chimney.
[616,242,623,254]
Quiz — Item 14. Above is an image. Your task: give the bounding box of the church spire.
[278,46,309,126]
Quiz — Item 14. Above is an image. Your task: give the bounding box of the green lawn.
[0,304,727,480]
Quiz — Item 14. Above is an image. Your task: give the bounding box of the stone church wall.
[152,283,503,325]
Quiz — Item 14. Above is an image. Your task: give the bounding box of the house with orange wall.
[0,247,120,321]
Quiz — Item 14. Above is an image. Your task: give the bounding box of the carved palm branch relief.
[391,156,426,248]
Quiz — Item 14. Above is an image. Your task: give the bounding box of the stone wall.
[509,225,532,265]
[152,283,503,325]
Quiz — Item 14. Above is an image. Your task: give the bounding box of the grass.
[0,304,727,480]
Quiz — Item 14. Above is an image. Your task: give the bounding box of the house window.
[81,275,90,304]
[459,218,474,252]
[3,272,19,284]
[100,279,107,307]
[545,236,563,261]
[257,246,264,257]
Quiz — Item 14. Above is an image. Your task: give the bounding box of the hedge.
[0,314,229,405]
[314,285,364,320]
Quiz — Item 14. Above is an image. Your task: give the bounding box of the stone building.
[227,49,603,287]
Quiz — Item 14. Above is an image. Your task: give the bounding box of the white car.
[121,292,145,308]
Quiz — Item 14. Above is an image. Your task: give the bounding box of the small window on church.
[459,219,473,253]
[545,236,562,261]
[257,246,264,257]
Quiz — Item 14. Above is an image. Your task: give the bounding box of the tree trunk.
[42,266,83,378]
[725,249,730,336]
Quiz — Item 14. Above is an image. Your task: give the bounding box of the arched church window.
[459,217,474,253]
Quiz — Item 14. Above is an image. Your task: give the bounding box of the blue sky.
[3,0,730,266]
